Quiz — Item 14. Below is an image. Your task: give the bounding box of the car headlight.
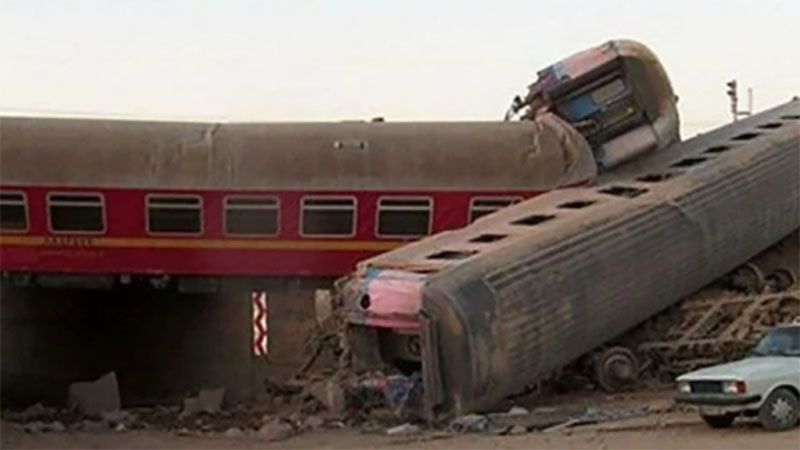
[677,381,691,394]
[722,380,747,394]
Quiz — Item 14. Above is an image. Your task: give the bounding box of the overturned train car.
[506,39,680,170]
[342,100,800,419]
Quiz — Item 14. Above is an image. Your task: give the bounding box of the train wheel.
[730,262,766,293]
[592,346,639,393]
[766,269,797,293]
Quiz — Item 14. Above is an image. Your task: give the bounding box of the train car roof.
[0,114,595,191]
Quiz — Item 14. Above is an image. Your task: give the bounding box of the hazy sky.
[1,0,798,136]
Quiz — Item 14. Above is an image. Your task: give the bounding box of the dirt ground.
[3,389,799,450]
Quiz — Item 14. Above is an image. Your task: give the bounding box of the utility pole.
[726,79,753,122]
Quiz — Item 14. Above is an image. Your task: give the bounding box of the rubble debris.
[22,421,44,434]
[488,408,570,431]
[223,427,244,438]
[315,289,334,325]
[449,414,490,433]
[542,418,581,433]
[9,403,55,422]
[383,374,422,415]
[67,372,121,415]
[181,387,226,416]
[508,424,528,436]
[22,421,65,434]
[303,415,325,430]
[78,419,110,433]
[507,406,529,416]
[352,372,424,417]
[100,409,137,428]
[386,422,421,436]
[308,380,347,415]
[257,419,294,442]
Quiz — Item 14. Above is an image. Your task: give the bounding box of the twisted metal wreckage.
[333,43,800,420]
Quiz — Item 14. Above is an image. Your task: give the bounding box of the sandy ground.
[3,413,799,450]
[3,390,799,449]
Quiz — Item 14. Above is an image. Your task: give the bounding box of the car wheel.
[701,413,736,428]
[758,387,800,431]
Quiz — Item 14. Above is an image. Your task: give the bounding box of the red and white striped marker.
[252,291,268,357]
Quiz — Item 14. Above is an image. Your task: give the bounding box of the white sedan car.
[675,323,800,431]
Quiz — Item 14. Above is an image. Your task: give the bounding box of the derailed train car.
[341,100,800,419]
[0,115,596,280]
[506,39,679,170]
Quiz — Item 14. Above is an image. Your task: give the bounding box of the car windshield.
[752,327,800,357]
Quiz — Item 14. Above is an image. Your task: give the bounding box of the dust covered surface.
[3,389,799,449]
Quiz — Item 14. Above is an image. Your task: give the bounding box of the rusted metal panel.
[0,114,594,191]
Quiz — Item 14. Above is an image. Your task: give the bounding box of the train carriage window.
[469,197,522,223]
[1,192,28,232]
[225,196,279,236]
[376,197,432,238]
[301,197,356,237]
[147,195,202,235]
[47,193,105,234]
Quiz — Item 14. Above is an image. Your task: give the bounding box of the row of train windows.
[0,192,520,238]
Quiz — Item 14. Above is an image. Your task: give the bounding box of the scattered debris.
[508,424,528,436]
[308,380,347,415]
[9,403,55,422]
[79,419,111,433]
[449,414,490,433]
[382,374,422,415]
[353,372,424,417]
[257,419,294,442]
[385,422,421,436]
[543,418,581,433]
[223,427,244,438]
[182,388,226,416]
[22,421,65,434]
[22,421,44,434]
[67,372,121,415]
[303,415,325,430]
[315,289,334,325]
[508,406,529,416]
[100,409,137,428]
